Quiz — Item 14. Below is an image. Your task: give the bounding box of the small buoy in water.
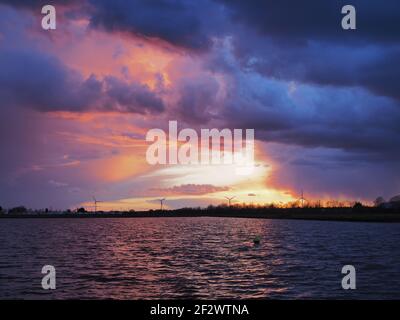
[253,236,261,245]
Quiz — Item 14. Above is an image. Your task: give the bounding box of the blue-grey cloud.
[219,0,400,44]
[198,44,400,161]
[0,0,80,8]
[0,49,165,114]
[88,0,226,50]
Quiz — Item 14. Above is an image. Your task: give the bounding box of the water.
[0,217,399,299]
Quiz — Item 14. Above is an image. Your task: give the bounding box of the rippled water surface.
[0,217,399,299]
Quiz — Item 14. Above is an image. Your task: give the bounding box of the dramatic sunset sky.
[0,0,399,210]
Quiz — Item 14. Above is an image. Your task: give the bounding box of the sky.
[0,0,399,210]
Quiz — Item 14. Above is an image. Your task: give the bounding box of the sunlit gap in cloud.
[77,140,294,211]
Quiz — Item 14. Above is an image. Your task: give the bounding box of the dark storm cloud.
[203,45,400,160]
[87,0,400,102]
[0,0,79,8]
[0,49,165,114]
[0,4,166,114]
[174,75,220,124]
[219,0,400,44]
[361,50,400,101]
[230,35,400,101]
[0,49,98,111]
[104,76,165,114]
[300,48,400,101]
[246,88,400,159]
[211,0,400,102]
[3,0,399,47]
[88,0,226,50]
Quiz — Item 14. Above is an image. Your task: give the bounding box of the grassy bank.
[1,207,400,223]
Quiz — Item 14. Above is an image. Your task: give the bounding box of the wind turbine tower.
[225,196,236,207]
[298,190,307,208]
[92,196,102,213]
[158,198,166,210]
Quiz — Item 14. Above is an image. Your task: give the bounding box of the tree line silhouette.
[1,198,399,216]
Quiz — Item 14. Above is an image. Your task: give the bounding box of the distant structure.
[297,190,307,208]
[92,196,102,213]
[388,195,400,208]
[77,207,86,213]
[225,196,236,206]
[374,197,385,207]
[157,198,166,210]
[374,195,400,209]
[390,195,400,203]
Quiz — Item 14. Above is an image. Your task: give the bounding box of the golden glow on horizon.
[77,145,295,211]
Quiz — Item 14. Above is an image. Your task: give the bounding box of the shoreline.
[1,208,400,223]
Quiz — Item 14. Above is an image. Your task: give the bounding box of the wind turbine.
[158,198,166,210]
[225,196,236,207]
[92,196,102,213]
[297,190,307,208]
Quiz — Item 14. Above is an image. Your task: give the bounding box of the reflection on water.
[0,217,399,299]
